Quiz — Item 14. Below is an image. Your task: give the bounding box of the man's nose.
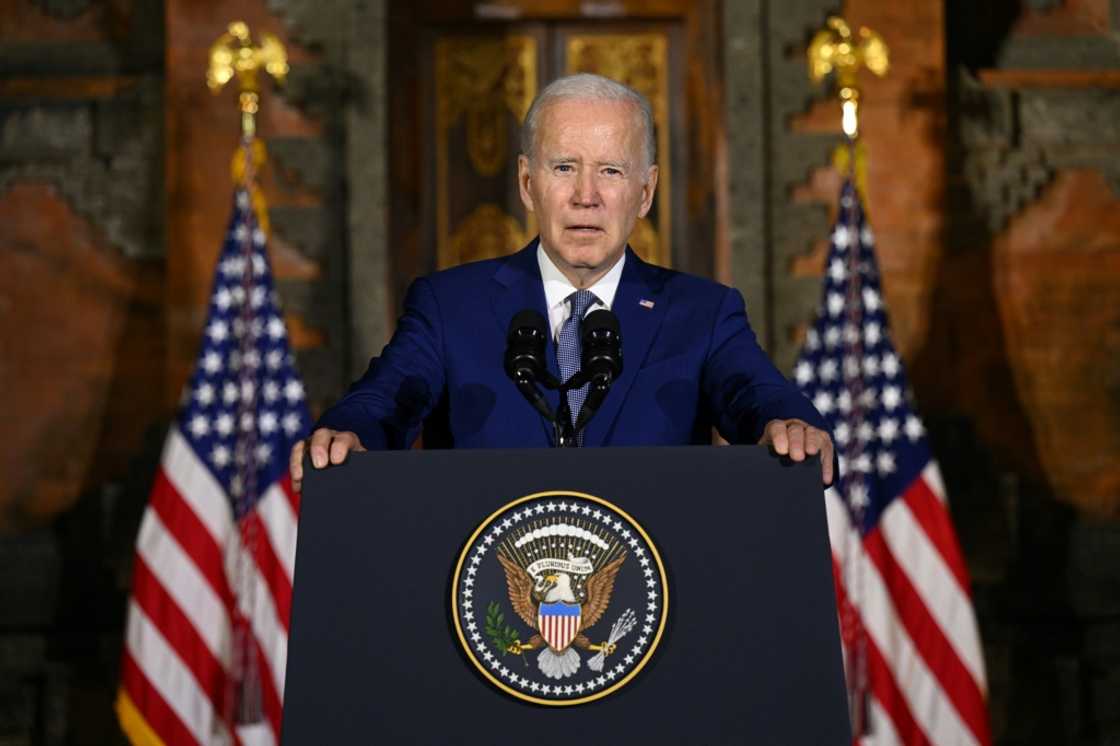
[571,170,600,207]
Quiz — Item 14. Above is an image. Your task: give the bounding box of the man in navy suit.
[290,74,833,490]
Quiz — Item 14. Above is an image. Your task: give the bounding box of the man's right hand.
[289,428,366,493]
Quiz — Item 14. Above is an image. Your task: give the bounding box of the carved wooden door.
[427,25,676,271]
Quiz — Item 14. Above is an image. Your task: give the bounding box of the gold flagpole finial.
[207,21,289,141]
[807,16,889,141]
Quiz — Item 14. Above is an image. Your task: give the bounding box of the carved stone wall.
[268,0,390,381]
[940,1,1120,742]
[0,78,165,259]
[723,0,840,372]
[959,78,1120,232]
[0,2,166,743]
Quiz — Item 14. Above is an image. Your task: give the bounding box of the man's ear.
[517,154,535,213]
[637,164,659,218]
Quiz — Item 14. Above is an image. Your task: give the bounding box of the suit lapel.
[582,249,668,447]
[490,239,561,441]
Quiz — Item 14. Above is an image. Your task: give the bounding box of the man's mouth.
[565,225,604,233]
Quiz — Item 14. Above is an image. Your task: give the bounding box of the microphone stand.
[554,400,577,448]
[554,371,613,447]
[513,369,614,448]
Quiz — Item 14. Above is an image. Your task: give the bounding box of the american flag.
[794,180,991,745]
[116,187,310,745]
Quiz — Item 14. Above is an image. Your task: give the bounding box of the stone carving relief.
[0,78,164,259]
[30,0,93,19]
[958,71,1120,232]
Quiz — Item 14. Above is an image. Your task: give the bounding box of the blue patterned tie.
[558,289,597,434]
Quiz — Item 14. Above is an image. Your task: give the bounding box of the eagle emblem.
[498,544,626,679]
[452,492,666,705]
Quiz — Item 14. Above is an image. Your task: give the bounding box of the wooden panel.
[433,33,540,268]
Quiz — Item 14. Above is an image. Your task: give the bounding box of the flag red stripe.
[244,510,293,631]
[120,650,201,746]
[866,633,932,746]
[255,634,284,740]
[902,477,971,595]
[145,465,291,732]
[149,469,235,607]
[864,529,992,745]
[832,557,928,746]
[130,555,232,719]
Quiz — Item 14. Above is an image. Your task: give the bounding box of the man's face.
[518,98,658,284]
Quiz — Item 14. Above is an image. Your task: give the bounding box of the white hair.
[520,73,656,171]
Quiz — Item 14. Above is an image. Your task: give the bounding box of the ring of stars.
[452,491,667,706]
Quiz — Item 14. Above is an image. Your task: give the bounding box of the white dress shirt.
[536,243,626,341]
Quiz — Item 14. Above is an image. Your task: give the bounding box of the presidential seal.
[452,490,667,706]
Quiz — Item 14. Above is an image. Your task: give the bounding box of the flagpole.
[207,20,289,728]
[807,17,890,742]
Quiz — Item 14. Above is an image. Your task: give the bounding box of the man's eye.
[555,164,574,173]
[603,167,622,176]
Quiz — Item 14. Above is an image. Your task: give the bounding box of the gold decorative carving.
[436,36,537,268]
[566,33,671,267]
[448,204,529,265]
[807,17,890,140]
[207,21,288,140]
[436,37,537,177]
[627,217,659,265]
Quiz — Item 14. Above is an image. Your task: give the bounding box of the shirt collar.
[537,241,626,314]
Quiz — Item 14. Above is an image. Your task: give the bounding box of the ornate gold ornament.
[447,204,530,266]
[436,37,536,177]
[207,21,289,140]
[807,16,889,140]
[566,33,671,268]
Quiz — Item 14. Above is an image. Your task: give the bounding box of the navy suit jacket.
[318,240,826,450]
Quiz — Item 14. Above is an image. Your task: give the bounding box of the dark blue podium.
[282,445,850,744]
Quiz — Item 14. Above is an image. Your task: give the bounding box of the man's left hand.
[758,418,835,485]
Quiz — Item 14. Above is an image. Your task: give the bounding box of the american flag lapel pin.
[638,298,655,309]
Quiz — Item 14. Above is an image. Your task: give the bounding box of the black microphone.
[504,310,555,422]
[573,309,622,432]
[505,310,548,381]
[581,308,622,383]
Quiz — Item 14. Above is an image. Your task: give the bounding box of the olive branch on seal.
[485,601,526,665]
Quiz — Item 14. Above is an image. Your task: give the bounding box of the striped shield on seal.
[538,602,581,651]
